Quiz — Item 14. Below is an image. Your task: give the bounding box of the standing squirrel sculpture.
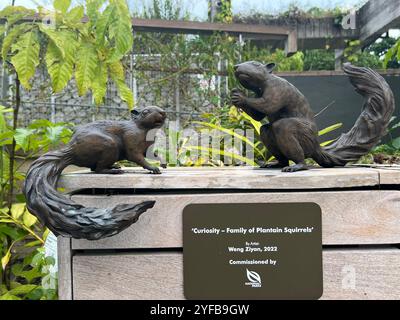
[23,106,167,240]
[231,61,395,172]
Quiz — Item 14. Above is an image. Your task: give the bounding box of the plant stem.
[7,76,20,212]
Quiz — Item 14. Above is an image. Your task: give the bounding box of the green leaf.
[11,203,25,220]
[109,60,133,108]
[1,23,30,61]
[0,225,25,240]
[10,30,40,89]
[54,0,71,14]
[86,0,106,23]
[1,250,11,270]
[114,79,134,109]
[92,62,108,105]
[0,6,35,26]
[318,123,343,136]
[0,292,22,300]
[66,5,84,24]
[240,111,262,135]
[46,41,74,93]
[8,284,38,296]
[192,121,264,159]
[391,137,400,149]
[39,25,66,58]
[14,128,36,152]
[75,43,98,96]
[107,0,133,62]
[23,211,37,227]
[96,4,116,46]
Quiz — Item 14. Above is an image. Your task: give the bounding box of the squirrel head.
[234,61,276,92]
[131,106,167,129]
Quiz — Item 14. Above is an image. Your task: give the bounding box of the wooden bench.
[57,166,400,300]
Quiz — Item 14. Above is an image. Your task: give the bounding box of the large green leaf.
[45,32,77,93]
[86,0,106,23]
[96,4,116,46]
[109,61,133,109]
[39,25,66,58]
[0,6,35,27]
[7,284,38,296]
[92,62,108,105]
[14,128,36,152]
[54,0,71,14]
[107,0,133,62]
[0,292,22,300]
[10,30,40,89]
[66,5,84,25]
[318,123,342,136]
[1,23,30,61]
[75,43,98,96]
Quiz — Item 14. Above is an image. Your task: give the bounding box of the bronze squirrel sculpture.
[23,106,167,240]
[231,62,395,172]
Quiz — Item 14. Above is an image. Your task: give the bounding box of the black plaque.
[183,203,323,300]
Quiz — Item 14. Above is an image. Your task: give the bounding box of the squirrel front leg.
[231,88,265,121]
[131,154,162,174]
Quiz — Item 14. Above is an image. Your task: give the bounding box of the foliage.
[208,0,233,23]
[344,40,383,69]
[303,50,335,71]
[0,0,134,108]
[0,105,72,300]
[371,117,400,154]
[384,38,400,68]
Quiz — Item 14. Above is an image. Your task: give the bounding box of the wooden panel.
[59,167,381,192]
[57,237,72,300]
[71,190,400,249]
[132,18,291,37]
[377,168,400,185]
[72,249,400,300]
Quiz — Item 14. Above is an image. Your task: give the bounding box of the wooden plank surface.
[132,18,291,37]
[59,167,383,192]
[72,249,400,300]
[57,237,72,300]
[71,190,400,249]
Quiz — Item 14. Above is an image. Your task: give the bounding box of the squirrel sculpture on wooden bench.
[231,62,395,172]
[23,106,167,240]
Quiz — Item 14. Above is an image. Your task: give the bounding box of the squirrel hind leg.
[260,124,289,168]
[266,119,316,172]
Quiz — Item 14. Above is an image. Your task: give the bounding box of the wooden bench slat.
[59,167,383,191]
[72,249,400,300]
[71,190,400,249]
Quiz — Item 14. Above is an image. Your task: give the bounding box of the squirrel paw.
[147,166,162,174]
[260,161,288,169]
[282,163,308,173]
[231,88,246,106]
[96,168,124,174]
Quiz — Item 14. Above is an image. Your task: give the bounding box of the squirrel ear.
[265,63,276,73]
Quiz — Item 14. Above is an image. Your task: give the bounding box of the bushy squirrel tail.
[23,147,155,240]
[314,63,395,167]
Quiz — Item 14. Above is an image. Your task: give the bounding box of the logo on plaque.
[183,203,323,300]
[245,269,262,288]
